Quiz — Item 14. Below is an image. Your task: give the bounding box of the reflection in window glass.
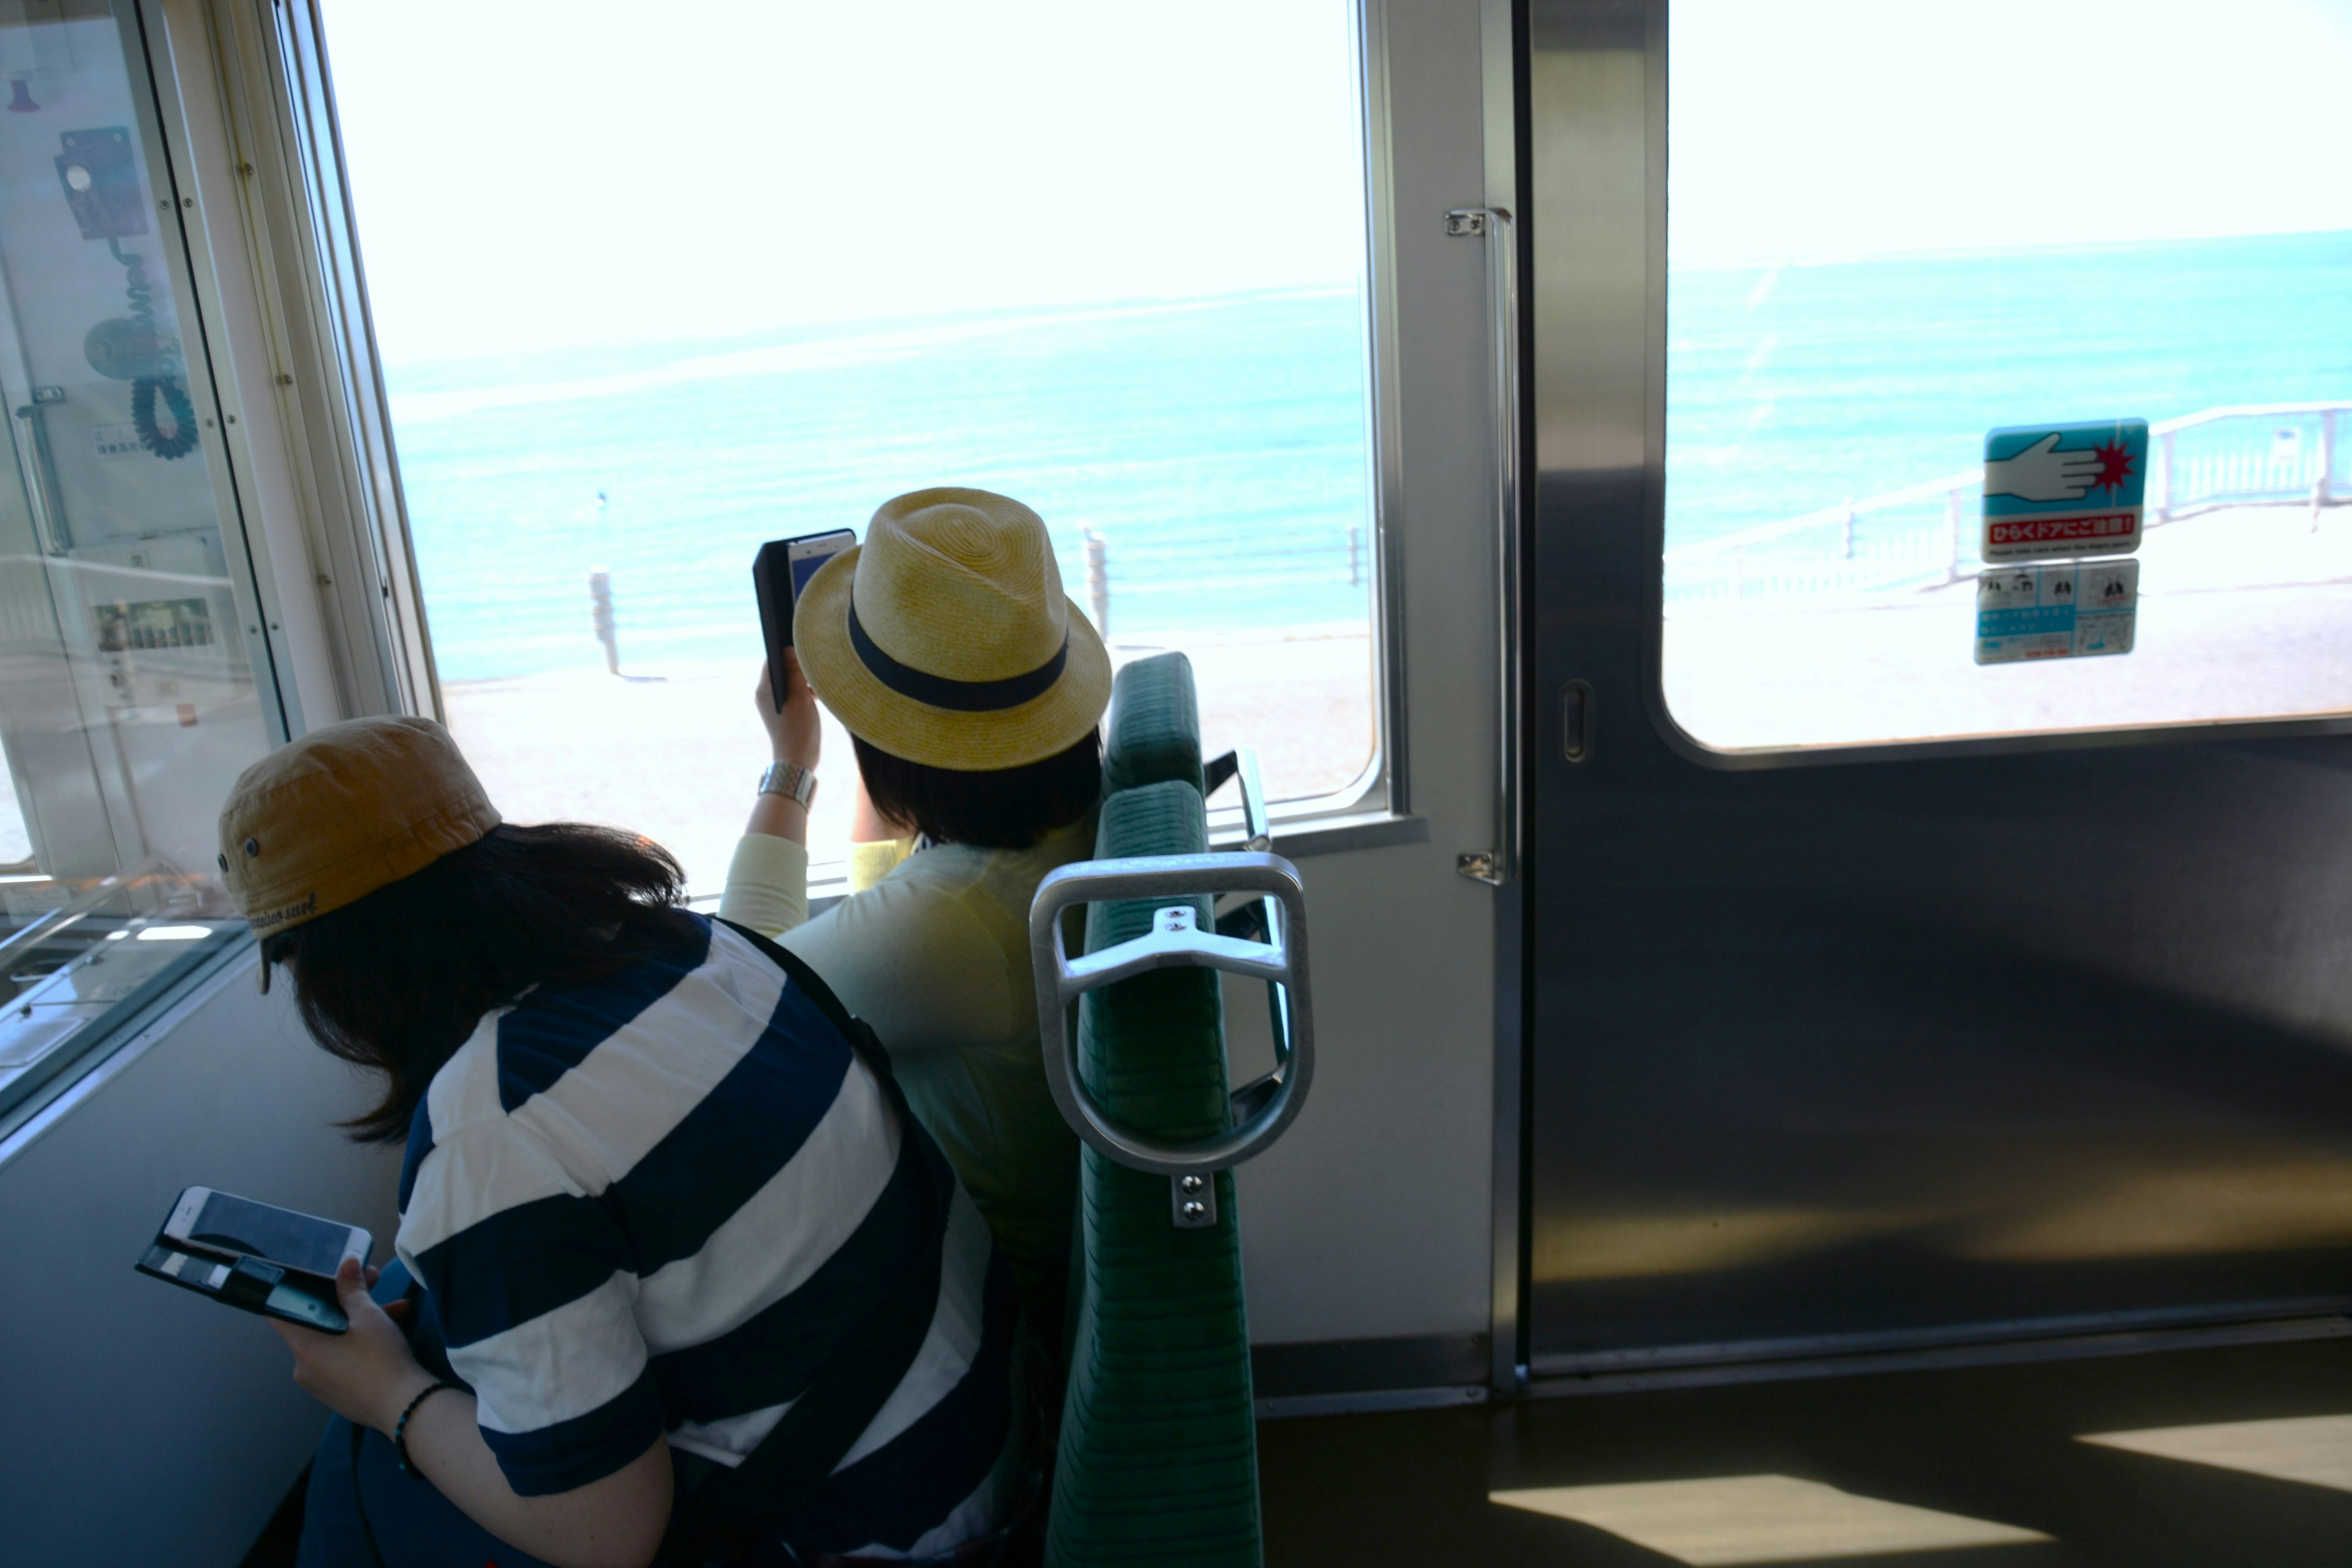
[0,3,263,1113]
[1665,0,2352,750]
[321,0,1378,889]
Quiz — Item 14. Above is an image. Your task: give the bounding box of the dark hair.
[854,729,1102,850]
[260,821,698,1144]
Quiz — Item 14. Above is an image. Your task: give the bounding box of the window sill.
[1219,809,1428,858]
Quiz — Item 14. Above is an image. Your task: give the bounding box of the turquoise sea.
[388,288,1379,681]
[1667,228,2352,547]
[386,230,2352,680]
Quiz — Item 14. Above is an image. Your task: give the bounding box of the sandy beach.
[440,624,1376,894]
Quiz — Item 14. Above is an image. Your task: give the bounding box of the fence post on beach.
[2316,411,2338,531]
[1347,524,1361,586]
[1082,529,1109,639]
[1945,488,1964,582]
[1840,503,1856,561]
[2153,431,2174,526]
[588,567,620,676]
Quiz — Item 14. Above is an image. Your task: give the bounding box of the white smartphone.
[160,1186,369,1283]
[786,529,856,601]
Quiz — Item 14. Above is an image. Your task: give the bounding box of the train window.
[0,4,265,1117]
[318,0,1379,888]
[1662,0,2352,753]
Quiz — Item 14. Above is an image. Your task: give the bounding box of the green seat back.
[1102,650,1205,796]
[1046,655,1260,1568]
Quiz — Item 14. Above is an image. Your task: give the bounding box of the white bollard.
[589,567,619,676]
[1082,529,1109,640]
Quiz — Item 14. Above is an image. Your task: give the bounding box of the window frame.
[1640,2,2352,773]
[183,0,438,729]
[225,0,1415,867]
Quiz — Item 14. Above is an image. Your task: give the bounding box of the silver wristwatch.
[759,760,817,809]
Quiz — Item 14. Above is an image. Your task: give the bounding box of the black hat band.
[848,600,1069,713]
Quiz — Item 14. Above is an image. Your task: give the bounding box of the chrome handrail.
[1447,205,1521,886]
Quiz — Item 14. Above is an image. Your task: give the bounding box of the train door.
[1514,0,2352,1382]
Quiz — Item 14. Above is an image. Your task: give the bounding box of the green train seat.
[1028,652,1313,1568]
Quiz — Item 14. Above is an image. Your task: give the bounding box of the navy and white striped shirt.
[394,914,1016,1558]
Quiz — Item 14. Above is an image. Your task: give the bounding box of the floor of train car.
[1257,1333,2352,1566]
[241,1333,2351,1565]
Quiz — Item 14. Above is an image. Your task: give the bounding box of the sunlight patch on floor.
[1489,1474,2052,1564]
[2078,1413,2352,1492]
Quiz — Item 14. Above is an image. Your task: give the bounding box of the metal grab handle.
[1447,206,1521,886]
[1030,851,1313,1177]
[1204,745,1292,1109]
[1202,745,1272,851]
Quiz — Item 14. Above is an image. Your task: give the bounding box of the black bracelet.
[393,1380,456,1478]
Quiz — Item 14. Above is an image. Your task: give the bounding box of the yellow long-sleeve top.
[715,818,1094,1295]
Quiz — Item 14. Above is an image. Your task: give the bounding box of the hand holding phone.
[755,649,822,772]
[753,529,854,712]
[137,1186,371,1333]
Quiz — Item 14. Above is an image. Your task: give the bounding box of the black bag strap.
[666,919,954,1564]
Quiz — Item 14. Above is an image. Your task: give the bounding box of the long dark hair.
[260,822,698,1143]
[854,729,1101,849]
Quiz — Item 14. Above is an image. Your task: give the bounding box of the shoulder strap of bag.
[668,919,954,1562]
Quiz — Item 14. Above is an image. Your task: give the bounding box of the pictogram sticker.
[1975,557,2137,665]
[1981,418,2146,562]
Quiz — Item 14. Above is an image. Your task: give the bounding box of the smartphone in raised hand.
[753,528,855,711]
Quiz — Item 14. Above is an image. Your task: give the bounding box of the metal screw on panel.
[1180,1200,1207,1221]
[1178,1175,1204,1194]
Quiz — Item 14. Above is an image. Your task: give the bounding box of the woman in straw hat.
[720,488,1110,1320]
[216,717,1017,1567]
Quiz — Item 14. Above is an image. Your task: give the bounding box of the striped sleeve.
[402,1117,663,1496]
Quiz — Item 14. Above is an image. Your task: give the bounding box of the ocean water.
[388,288,1378,681]
[1668,228,2352,548]
[384,232,2352,680]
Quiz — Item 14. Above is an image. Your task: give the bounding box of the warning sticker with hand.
[1981,419,2147,562]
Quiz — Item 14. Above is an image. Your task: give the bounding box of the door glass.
[1665,0,2352,752]
[318,0,1379,889]
[0,3,269,1115]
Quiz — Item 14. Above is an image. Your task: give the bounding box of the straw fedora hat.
[794,488,1112,771]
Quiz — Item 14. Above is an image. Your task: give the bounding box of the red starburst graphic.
[2091,439,2135,492]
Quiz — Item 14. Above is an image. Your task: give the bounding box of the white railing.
[1665,400,2352,606]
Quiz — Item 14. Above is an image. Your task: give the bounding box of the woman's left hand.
[269,1257,437,1435]
[754,650,823,771]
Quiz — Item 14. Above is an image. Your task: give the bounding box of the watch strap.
[760,761,817,809]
